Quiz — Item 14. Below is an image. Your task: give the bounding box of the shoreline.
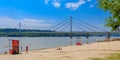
[0,41,120,60]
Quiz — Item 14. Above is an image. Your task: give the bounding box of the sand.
[0,41,120,60]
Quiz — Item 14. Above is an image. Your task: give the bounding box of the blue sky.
[0,0,111,31]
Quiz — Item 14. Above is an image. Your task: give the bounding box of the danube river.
[0,36,119,54]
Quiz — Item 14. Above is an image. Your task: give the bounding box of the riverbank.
[0,41,120,60]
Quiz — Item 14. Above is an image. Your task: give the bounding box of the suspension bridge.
[20,16,120,39]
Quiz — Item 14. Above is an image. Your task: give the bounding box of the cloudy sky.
[0,0,110,31]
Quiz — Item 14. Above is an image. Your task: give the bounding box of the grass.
[90,53,120,60]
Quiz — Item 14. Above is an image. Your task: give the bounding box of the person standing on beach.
[26,45,28,53]
[21,46,23,51]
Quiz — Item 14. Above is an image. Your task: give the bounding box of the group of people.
[4,45,29,54]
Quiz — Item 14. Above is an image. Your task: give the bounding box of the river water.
[0,36,119,54]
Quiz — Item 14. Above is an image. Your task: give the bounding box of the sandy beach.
[0,41,120,60]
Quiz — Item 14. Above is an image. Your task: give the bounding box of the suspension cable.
[73,20,96,31]
[60,22,70,31]
[73,17,107,32]
[53,21,70,31]
[49,17,70,30]
[72,23,87,32]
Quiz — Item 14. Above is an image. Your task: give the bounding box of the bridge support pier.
[69,32,73,45]
[106,32,110,42]
[86,33,89,44]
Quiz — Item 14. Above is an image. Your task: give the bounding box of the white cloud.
[0,17,51,30]
[45,0,49,5]
[52,0,61,8]
[44,0,94,10]
[65,0,86,10]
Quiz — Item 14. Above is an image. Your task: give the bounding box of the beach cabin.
[9,40,19,55]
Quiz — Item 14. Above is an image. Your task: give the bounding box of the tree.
[98,0,120,31]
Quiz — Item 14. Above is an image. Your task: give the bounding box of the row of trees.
[0,28,54,33]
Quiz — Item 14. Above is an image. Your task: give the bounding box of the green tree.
[98,0,120,31]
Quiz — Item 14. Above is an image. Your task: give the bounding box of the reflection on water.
[0,36,119,54]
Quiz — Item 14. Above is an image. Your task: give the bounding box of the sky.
[0,0,111,31]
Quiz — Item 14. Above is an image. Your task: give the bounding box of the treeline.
[0,28,56,37]
[0,28,54,33]
[0,28,93,37]
[0,32,97,37]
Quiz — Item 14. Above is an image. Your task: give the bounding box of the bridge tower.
[70,16,73,38]
[70,16,73,45]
